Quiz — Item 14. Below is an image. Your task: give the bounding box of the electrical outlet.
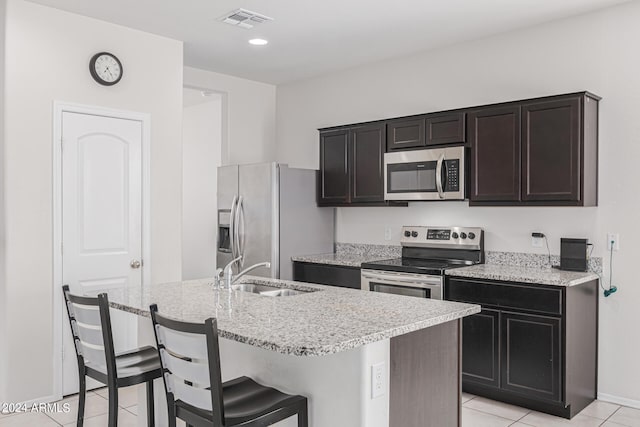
[371,362,385,399]
[384,226,392,241]
[607,233,620,251]
[532,236,544,248]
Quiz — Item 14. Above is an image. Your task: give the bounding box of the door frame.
[51,101,152,401]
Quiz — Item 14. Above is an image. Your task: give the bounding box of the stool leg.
[146,380,155,427]
[297,400,308,427]
[77,368,86,427]
[107,384,118,427]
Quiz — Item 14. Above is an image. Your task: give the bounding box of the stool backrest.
[149,304,224,427]
[62,285,117,377]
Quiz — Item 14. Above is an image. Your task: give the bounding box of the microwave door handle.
[435,154,445,199]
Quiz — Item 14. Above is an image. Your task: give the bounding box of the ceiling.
[28,0,631,84]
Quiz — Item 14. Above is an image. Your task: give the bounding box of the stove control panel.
[400,226,483,250]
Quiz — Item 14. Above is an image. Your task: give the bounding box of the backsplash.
[335,243,401,258]
[486,251,603,274]
[335,243,603,274]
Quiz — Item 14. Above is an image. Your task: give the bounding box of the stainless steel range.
[361,226,484,300]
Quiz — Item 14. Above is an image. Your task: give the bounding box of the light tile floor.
[1,389,639,426]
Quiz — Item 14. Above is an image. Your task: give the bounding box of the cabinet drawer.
[446,278,562,315]
[293,261,361,289]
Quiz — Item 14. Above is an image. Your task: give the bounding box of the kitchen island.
[105,276,479,427]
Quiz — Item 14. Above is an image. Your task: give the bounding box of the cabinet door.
[522,97,581,202]
[462,308,500,388]
[351,124,385,203]
[426,112,466,146]
[386,117,425,151]
[318,128,350,204]
[469,106,522,202]
[501,311,561,402]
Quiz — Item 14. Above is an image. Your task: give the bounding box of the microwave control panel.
[445,160,459,191]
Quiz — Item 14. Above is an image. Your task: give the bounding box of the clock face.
[90,52,123,86]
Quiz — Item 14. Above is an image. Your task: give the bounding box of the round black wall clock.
[89,52,123,86]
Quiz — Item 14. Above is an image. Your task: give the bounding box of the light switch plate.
[371,362,385,399]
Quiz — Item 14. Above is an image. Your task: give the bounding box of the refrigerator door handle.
[229,195,238,259]
[235,196,245,267]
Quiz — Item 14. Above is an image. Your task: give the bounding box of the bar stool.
[149,304,308,427]
[62,285,162,427]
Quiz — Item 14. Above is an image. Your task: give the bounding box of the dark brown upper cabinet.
[386,117,425,151]
[318,128,350,205]
[522,97,581,202]
[426,112,466,146]
[350,124,386,203]
[470,92,599,206]
[387,112,466,151]
[318,123,395,206]
[469,106,522,202]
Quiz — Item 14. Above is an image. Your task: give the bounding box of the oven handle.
[435,154,445,199]
[361,270,442,288]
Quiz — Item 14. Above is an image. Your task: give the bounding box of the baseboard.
[598,392,640,409]
[15,393,58,407]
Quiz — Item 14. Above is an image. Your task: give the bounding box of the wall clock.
[89,52,123,86]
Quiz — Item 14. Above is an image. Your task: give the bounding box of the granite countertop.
[291,253,393,268]
[105,276,479,357]
[446,264,600,287]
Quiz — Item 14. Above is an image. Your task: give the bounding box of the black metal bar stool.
[63,285,162,427]
[149,304,308,427]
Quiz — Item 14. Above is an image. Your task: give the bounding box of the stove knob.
[404,230,411,238]
[411,231,418,238]
[452,232,459,239]
[460,232,467,239]
[468,232,476,240]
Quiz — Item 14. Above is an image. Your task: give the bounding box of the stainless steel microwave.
[384,146,465,201]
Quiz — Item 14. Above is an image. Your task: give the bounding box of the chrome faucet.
[226,261,271,288]
[216,256,271,289]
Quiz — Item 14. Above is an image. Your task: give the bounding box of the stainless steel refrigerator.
[217,162,335,280]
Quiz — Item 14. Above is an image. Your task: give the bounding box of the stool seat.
[175,376,307,426]
[85,345,162,388]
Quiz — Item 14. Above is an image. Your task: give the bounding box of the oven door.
[361,269,443,300]
[384,146,465,201]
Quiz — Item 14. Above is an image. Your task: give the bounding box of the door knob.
[130,259,141,269]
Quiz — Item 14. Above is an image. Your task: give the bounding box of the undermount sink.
[231,282,311,297]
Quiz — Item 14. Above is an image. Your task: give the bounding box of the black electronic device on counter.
[560,238,589,272]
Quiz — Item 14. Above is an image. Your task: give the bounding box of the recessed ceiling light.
[249,38,268,46]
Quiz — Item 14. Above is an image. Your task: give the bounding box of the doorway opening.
[182,88,224,279]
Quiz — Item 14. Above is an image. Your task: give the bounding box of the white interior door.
[61,112,143,395]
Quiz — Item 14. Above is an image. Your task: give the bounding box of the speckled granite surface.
[291,243,400,267]
[446,264,600,287]
[104,276,479,357]
[486,251,602,274]
[290,253,391,267]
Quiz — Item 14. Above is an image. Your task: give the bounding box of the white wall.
[184,66,276,165]
[0,0,7,403]
[1,0,183,403]
[182,90,222,279]
[276,2,640,405]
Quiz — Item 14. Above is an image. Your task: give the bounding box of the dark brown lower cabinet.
[462,309,500,388]
[292,261,361,289]
[446,277,598,419]
[501,311,561,402]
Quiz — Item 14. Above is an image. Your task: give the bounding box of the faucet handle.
[213,268,224,288]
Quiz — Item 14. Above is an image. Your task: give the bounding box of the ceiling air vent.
[220,8,274,29]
